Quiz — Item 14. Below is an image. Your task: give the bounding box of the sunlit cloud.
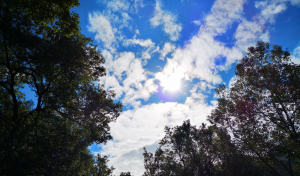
[150,0,182,41]
[88,12,115,51]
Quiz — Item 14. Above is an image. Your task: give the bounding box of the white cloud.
[107,0,130,12]
[160,42,176,60]
[130,0,144,13]
[254,0,300,25]
[228,75,237,88]
[202,0,245,36]
[102,0,145,13]
[234,19,264,50]
[102,75,124,99]
[291,45,300,64]
[121,59,157,107]
[123,38,155,47]
[123,38,160,60]
[102,97,216,175]
[234,0,300,52]
[99,50,158,107]
[121,12,132,29]
[100,10,132,30]
[255,1,268,8]
[111,52,136,80]
[260,3,287,23]
[159,33,242,85]
[192,20,202,26]
[289,0,300,6]
[150,0,182,41]
[88,12,115,50]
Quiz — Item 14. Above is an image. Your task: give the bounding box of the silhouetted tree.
[143,120,266,176]
[120,171,132,176]
[0,0,122,175]
[208,41,300,176]
[93,155,115,176]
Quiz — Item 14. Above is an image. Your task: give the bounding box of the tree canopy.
[143,120,267,176]
[208,41,300,175]
[0,0,122,175]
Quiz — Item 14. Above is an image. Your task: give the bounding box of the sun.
[155,65,184,92]
[160,75,181,92]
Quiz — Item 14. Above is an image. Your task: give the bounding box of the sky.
[23,0,300,175]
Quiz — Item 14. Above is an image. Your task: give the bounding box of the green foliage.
[208,41,300,176]
[93,155,115,176]
[143,120,266,176]
[0,0,122,175]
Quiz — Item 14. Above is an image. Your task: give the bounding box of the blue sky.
[23,0,300,175]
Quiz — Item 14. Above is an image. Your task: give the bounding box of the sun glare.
[160,75,181,92]
[156,64,185,92]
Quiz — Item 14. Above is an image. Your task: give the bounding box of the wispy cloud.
[150,0,182,41]
[123,38,155,47]
[106,0,130,12]
[100,50,158,108]
[88,12,115,51]
[291,45,300,64]
[160,42,176,60]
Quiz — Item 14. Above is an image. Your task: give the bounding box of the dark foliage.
[120,172,132,176]
[208,41,300,176]
[143,120,266,176]
[0,0,122,175]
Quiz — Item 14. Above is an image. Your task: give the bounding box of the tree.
[0,0,122,175]
[93,155,115,176]
[143,120,265,176]
[208,42,300,176]
[119,172,132,176]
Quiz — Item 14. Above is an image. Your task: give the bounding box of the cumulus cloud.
[141,46,160,60]
[102,96,216,175]
[121,59,157,107]
[258,2,287,23]
[160,42,176,60]
[99,50,158,107]
[234,19,264,50]
[88,12,115,50]
[130,0,144,13]
[202,0,245,36]
[111,52,136,80]
[106,0,130,12]
[123,38,155,47]
[192,20,202,26]
[88,0,143,52]
[123,38,160,60]
[102,0,144,13]
[291,45,300,64]
[102,75,124,99]
[150,0,182,41]
[158,34,242,86]
[233,0,300,51]
[153,0,246,90]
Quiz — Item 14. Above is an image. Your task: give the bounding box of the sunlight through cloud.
[156,65,184,92]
